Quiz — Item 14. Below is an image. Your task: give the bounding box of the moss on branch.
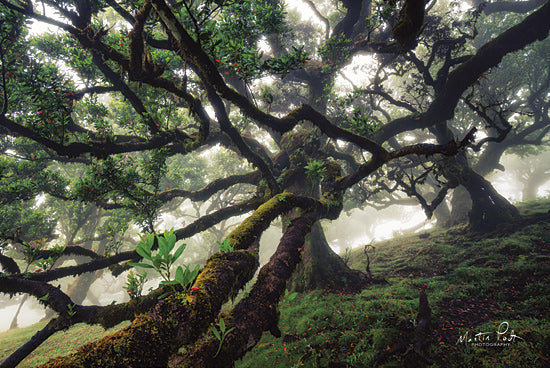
[171,213,318,367]
[38,250,258,368]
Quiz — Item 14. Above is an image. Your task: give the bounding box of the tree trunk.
[462,167,519,232]
[281,132,370,292]
[43,240,107,320]
[431,123,518,230]
[521,169,550,201]
[449,186,472,226]
[9,295,28,329]
[287,222,369,292]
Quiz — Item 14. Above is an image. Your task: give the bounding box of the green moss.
[6,201,549,368]
[227,193,295,250]
[237,201,550,368]
[39,311,181,368]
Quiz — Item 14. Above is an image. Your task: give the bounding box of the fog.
[2,11,550,368]
[2,151,548,333]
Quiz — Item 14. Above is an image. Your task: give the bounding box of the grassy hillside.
[237,200,550,368]
[1,200,549,367]
[0,321,130,367]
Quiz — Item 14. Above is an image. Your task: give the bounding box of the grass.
[237,200,550,367]
[0,321,130,367]
[1,199,549,367]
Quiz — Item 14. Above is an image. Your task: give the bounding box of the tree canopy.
[1,0,550,366]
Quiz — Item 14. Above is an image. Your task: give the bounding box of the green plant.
[211,317,235,357]
[129,229,200,296]
[67,303,76,317]
[22,239,46,271]
[217,238,234,253]
[162,264,201,293]
[124,270,147,299]
[304,160,325,183]
[284,289,298,302]
[129,229,184,284]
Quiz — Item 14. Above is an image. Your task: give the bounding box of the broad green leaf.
[172,243,186,262]
[128,262,154,269]
[164,229,176,245]
[211,326,221,340]
[219,318,226,333]
[287,292,298,301]
[136,245,152,260]
[158,291,171,299]
[175,266,184,284]
[166,236,176,253]
[158,236,168,256]
[145,234,155,249]
[152,258,162,269]
[160,280,179,285]
[190,265,200,280]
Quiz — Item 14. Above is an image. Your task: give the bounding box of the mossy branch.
[38,250,258,368]
[171,213,318,367]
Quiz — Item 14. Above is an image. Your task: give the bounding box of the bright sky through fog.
[28,5,63,36]
[18,0,541,255]
[287,1,327,28]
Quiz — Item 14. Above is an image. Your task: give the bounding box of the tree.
[1,0,550,367]
[338,3,550,229]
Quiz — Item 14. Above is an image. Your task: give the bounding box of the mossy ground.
[237,199,550,368]
[1,200,549,367]
[0,321,130,367]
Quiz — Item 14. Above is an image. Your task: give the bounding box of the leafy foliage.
[129,229,200,294]
[304,159,325,183]
[0,0,548,365]
[123,270,147,299]
[211,317,235,357]
[130,230,183,282]
[216,238,234,253]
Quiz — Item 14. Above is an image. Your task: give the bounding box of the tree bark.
[288,222,369,292]
[9,295,28,330]
[449,186,472,226]
[281,132,370,292]
[431,123,518,231]
[462,167,519,231]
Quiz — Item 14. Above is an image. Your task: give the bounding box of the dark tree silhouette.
[1,0,549,366]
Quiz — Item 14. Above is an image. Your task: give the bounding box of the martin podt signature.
[456,322,525,347]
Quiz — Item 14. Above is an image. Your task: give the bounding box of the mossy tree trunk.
[281,132,370,292]
[288,221,369,292]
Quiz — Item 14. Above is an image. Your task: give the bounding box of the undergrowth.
[1,200,549,367]
[237,200,550,367]
[0,321,130,367]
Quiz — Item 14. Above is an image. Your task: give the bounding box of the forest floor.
[1,200,549,368]
[237,199,550,368]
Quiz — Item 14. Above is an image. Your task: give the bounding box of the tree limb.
[373,1,550,143]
